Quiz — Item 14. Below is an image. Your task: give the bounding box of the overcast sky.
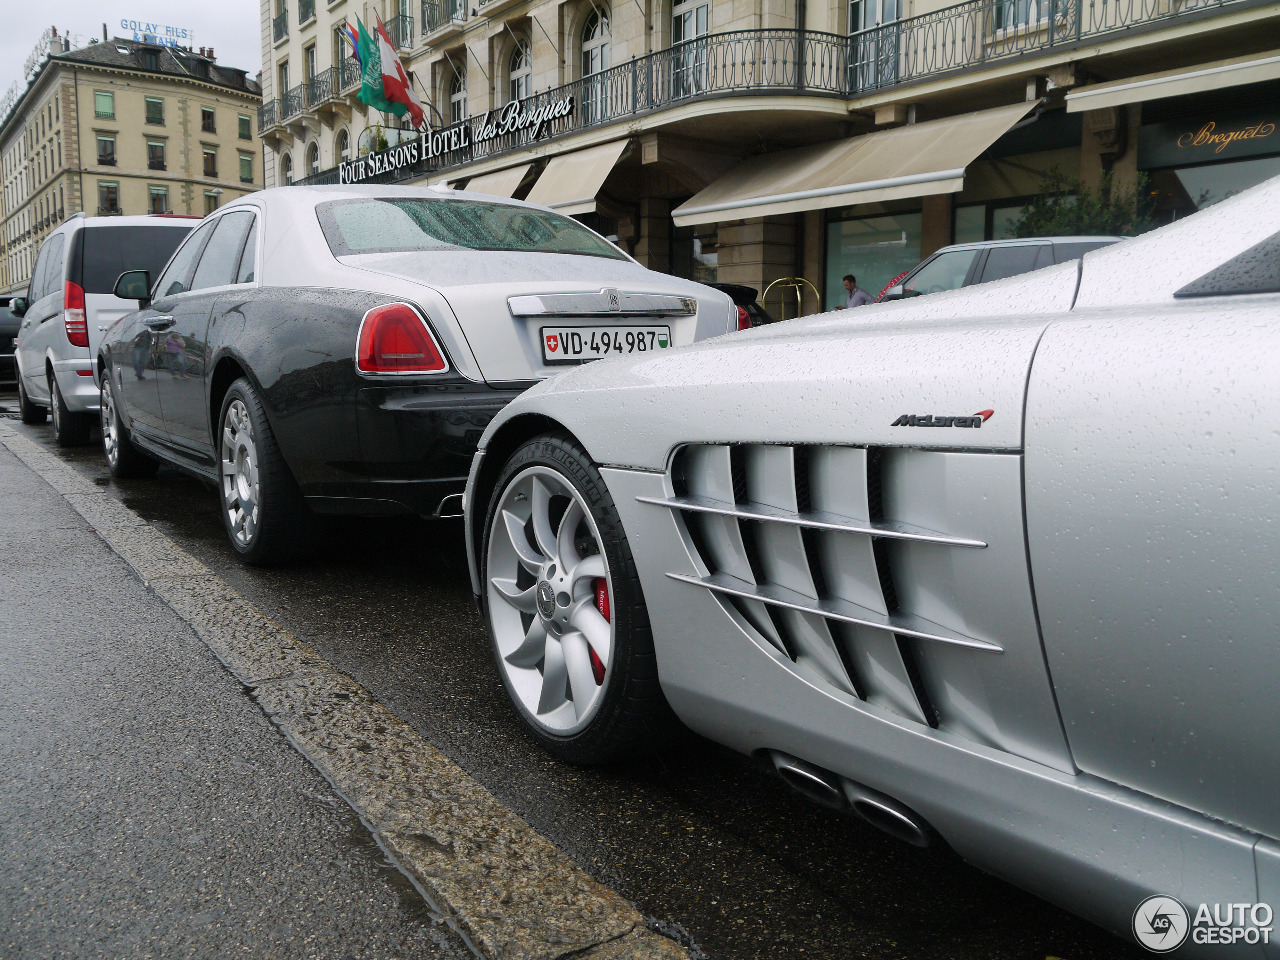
[2,0,264,96]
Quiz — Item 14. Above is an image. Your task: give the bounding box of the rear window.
[316,198,626,260]
[75,225,194,294]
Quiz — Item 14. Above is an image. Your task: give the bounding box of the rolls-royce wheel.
[100,374,158,479]
[481,433,675,765]
[49,371,91,447]
[16,372,46,424]
[217,377,311,565]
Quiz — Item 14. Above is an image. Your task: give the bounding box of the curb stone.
[0,423,691,960]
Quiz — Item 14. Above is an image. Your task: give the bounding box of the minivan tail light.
[736,306,751,331]
[356,303,449,376]
[64,280,88,348]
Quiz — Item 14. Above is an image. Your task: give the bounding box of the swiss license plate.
[542,325,672,364]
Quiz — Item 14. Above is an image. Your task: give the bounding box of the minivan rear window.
[72,225,194,294]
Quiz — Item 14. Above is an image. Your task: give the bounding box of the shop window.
[670,223,717,284]
[145,97,165,125]
[1148,155,1280,223]
[953,204,985,244]
[825,211,921,310]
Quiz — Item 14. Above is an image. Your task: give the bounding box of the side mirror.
[10,297,28,318]
[114,270,151,308]
[879,285,905,302]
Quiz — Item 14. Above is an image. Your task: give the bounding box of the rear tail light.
[736,306,751,331]
[355,303,449,376]
[64,280,88,348]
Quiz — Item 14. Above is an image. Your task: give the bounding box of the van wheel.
[49,372,91,446]
[17,373,47,424]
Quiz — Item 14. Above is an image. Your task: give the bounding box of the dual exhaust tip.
[769,751,934,848]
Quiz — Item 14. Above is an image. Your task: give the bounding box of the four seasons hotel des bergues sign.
[339,95,576,184]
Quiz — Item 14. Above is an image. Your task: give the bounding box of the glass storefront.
[670,223,718,284]
[824,211,921,309]
[954,199,1033,244]
[1148,155,1280,222]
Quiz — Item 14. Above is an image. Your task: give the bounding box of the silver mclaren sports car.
[465,174,1280,954]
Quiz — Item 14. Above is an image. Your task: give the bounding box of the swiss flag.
[374,15,426,129]
[545,334,559,353]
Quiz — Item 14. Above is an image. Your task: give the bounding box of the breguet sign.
[1139,109,1279,169]
[339,95,575,185]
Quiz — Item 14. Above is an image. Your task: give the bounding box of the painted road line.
[0,423,688,960]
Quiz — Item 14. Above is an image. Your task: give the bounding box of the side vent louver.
[645,444,998,727]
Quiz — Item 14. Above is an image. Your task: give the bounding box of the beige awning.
[671,102,1038,228]
[524,139,629,216]
[1066,52,1280,113]
[460,163,535,198]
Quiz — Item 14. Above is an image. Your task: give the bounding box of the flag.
[355,15,426,129]
[340,21,360,66]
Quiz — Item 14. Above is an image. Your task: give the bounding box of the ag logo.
[1133,895,1190,952]
[545,334,560,353]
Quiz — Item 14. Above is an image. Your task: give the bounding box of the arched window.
[337,129,350,164]
[581,11,611,122]
[280,152,293,186]
[307,142,319,176]
[449,65,468,125]
[509,40,532,103]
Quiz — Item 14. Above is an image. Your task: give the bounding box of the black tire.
[216,377,312,565]
[99,372,159,479]
[49,371,91,446]
[480,432,678,765]
[16,371,47,424]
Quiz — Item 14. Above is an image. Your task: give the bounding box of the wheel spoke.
[560,631,598,719]
[502,508,543,573]
[491,577,536,613]
[569,602,613,666]
[537,636,568,715]
[529,476,558,559]
[569,553,606,586]
[504,619,547,669]
[223,426,235,451]
[556,500,584,569]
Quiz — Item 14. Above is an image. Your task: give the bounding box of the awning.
[672,102,1038,228]
[459,163,534,198]
[524,139,629,216]
[1066,52,1280,113]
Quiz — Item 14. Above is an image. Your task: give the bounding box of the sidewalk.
[0,442,466,960]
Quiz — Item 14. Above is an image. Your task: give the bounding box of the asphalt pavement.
[0,383,1147,960]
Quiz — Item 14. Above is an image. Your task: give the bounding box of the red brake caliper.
[590,578,609,685]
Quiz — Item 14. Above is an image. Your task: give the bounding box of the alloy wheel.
[100,379,119,468]
[220,398,260,547]
[486,465,614,736]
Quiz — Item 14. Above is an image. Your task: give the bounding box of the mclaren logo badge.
[892,410,994,428]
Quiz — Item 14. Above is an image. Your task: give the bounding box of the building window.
[149,185,169,214]
[280,152,293,186]
[140,47,160,70]
[240,154,254,183]
[278,62,290,95]
[201,107,216,133]
[509,41,531,103]
[238,114,252,140]
[824,210,922,312]
[449,66,467,125]
[98,181,120,214]
[671,0,709,96]
[204,191,220,214]
[306,142,319,176]
[203,149,218,177]
[96,135,116,166]
[337,129,350,163]
[145,97,165,125]
[148,140,166,170]
[94,91,114,119]
[581,11,611,122]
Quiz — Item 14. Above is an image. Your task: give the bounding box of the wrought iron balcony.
[259,99,280,129]
[299,0,315,23]
[273,10,288,42]
[423,0,467,34]
[281,84,306,121]
[388,13,414,48]
[339,57,362,91]
[307,67,334,105]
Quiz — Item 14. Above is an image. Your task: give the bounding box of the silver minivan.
[12,213,196,444]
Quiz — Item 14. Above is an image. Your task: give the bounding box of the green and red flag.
[354,15,426,129]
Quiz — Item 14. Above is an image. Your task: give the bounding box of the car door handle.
[144,316,175,331]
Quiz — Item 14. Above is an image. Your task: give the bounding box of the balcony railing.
[339,57,362,91]
[307,67,334,105]
[389,13,414,48]
[281,84,306,120]
[273,10,288,42]
[259,99,279,129]
[299,0,315,22]
[423,0,467,34]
